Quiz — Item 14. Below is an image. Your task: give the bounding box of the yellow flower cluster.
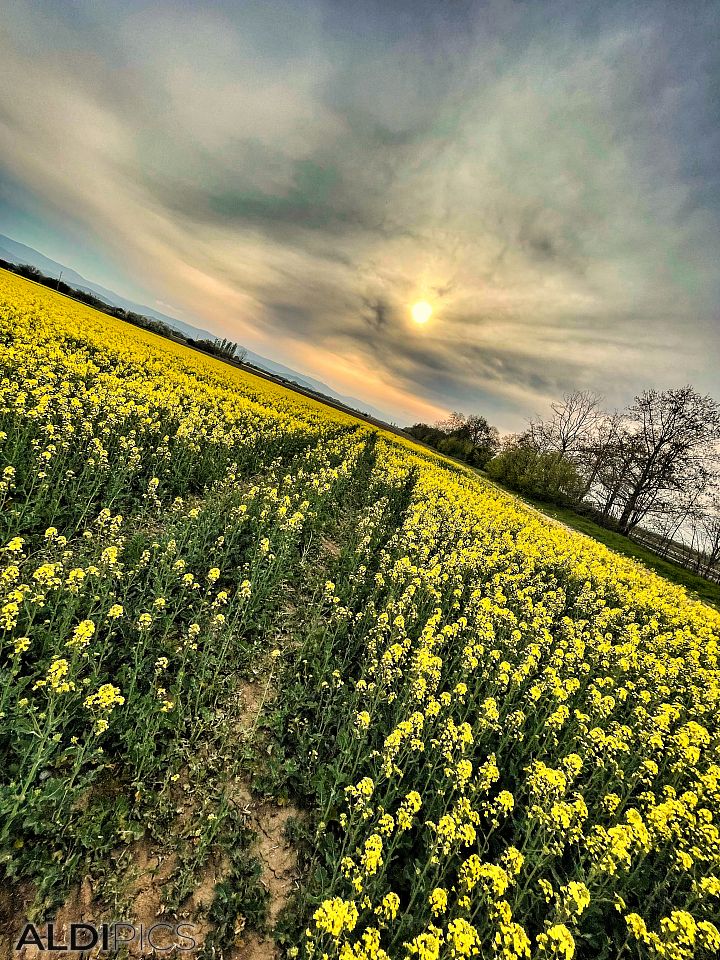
[301,441,720,955]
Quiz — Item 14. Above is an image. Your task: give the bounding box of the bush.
[486,445,585,506]
[437,436,474,460]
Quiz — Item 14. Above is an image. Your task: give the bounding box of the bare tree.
[528,390,605,456]
[436,411,467,434]
[614,387,720,534]
[514,384,720,574]
[647,467,713,559]
[699,491,720,578]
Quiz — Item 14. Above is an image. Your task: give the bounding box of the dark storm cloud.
[361,297,392,332]
[0,0,718,426]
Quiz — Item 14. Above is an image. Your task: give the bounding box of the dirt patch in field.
[254,800,299,926]
[230,778,301,925]
[231,932,278,960]
[216,671,301,960]
[0,883,34,960]
[321,536,341,559]
[236,679,266,734]
[4,672,299,960]
[2,799,297,960]
[123,841,179,930]
[234,675,301,919]
[7,839,226,960]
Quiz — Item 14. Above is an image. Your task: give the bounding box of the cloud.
[0,0,718,429]
[361,297,392,332]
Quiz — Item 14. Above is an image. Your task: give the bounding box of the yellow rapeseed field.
[1,270,719,959]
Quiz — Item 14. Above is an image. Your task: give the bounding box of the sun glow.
[411,300,433,324]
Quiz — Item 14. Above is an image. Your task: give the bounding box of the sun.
[411,300,433,325]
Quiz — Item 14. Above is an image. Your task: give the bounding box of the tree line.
[0,260,243,362]
[407,386,720,579]
[194,337,244,360]
[405,413,500,467]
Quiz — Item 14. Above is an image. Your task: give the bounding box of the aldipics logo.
[15,922,198,953]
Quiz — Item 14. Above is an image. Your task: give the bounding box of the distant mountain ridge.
[0,233,217,341]
[0,233,392,422]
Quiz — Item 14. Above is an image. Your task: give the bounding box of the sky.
[1,0,719,430]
